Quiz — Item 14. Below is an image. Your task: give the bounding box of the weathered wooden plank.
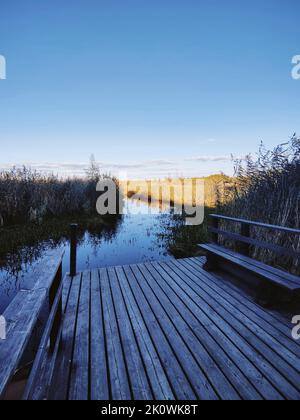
[168,260,300,399]
[68,271,90,400]
[115,266,174,400]
[210,214,300,235]
[2,291,30,325]
[23,280,64,400]
[191,257,293,328]
[146,261,267,400]
[108,267,153,400]
[194,256,206,265]
[100,268,131,400]
[20,253,300,401]
[122,264,197,400]
[0,250,64,398]
[157,261,284,400]
[170,261,299,400]
[90,270,109,401]
[178,258,300,374]
[62,275,72,311]
[129,264,219,400]
[234,253,300,287]
[209,227,300,260]
[140,262,245,400]
[179,259,300,368]
[48,273,82,400]
[206,244,300,286]
[185,258,300,353]
[21,250,65,292]
[200,244,300,290]
[23,335,61,401]
[0,289,47,398]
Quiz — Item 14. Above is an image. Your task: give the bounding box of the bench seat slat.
[213,245,300,285]
[199,244,300,291]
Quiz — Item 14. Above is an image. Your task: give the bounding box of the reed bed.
[0,167,121,226]
[218,135,300,274]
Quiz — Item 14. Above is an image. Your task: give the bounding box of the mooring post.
[70,224,78,277]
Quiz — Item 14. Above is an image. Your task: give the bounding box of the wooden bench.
[199,215,300,305]
[0,249,64,399]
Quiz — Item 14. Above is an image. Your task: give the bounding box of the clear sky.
[0,0,299,178]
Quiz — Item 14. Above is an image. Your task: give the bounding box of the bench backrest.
[0,249,64,399]
[209,214,300,261]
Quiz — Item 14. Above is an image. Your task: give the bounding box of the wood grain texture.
[0,250,64,399]
[200,244,300,290]
[7,255,299,401]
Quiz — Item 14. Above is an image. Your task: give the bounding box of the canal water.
[0,199,182,313]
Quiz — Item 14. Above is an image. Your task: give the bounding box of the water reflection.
[0,200,180,312]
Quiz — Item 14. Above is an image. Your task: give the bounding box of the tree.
[86,154,100,181]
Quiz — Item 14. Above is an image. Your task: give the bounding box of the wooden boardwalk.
[34,256,300,401]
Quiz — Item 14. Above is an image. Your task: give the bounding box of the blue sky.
[0,0,299,178]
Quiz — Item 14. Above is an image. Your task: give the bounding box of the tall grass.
[218,135,300,274]
[0,166,121,226]
[164,136,300,274]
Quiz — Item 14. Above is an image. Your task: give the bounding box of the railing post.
[50,262,62,352]
[211,216,219,244]
[70,224,78,277]
[240,222,250,256]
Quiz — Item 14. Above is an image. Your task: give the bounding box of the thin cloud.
[185,155,232,162]
[0,159,176,172]
[0,155,233,178]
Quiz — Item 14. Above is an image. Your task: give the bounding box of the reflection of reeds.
[121,178,231,259]
[0,167,121,226]
[0,214,122,278]
[218,136,300,274]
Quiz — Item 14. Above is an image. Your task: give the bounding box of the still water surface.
[0,200,180,312]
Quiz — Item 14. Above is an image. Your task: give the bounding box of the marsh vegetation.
[0,165,121,227]
[219,135,300,274]
[0,136,299,311]
[165,136,300,274]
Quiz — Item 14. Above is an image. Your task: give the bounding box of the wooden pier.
[1,217,300,401]
[24,257,300,400]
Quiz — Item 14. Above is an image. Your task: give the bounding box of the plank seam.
[166,261,300,398]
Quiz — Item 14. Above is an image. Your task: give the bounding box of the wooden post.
[70,224,78,277]
[50,262,62,352]
[211,216,219,244]
[204,216,219,271]
[240,222,250,256]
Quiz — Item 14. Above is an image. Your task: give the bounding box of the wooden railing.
[0,250,64,399]
[23,223,79,400]
[209,214,300,260]
[23,277,64,400]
